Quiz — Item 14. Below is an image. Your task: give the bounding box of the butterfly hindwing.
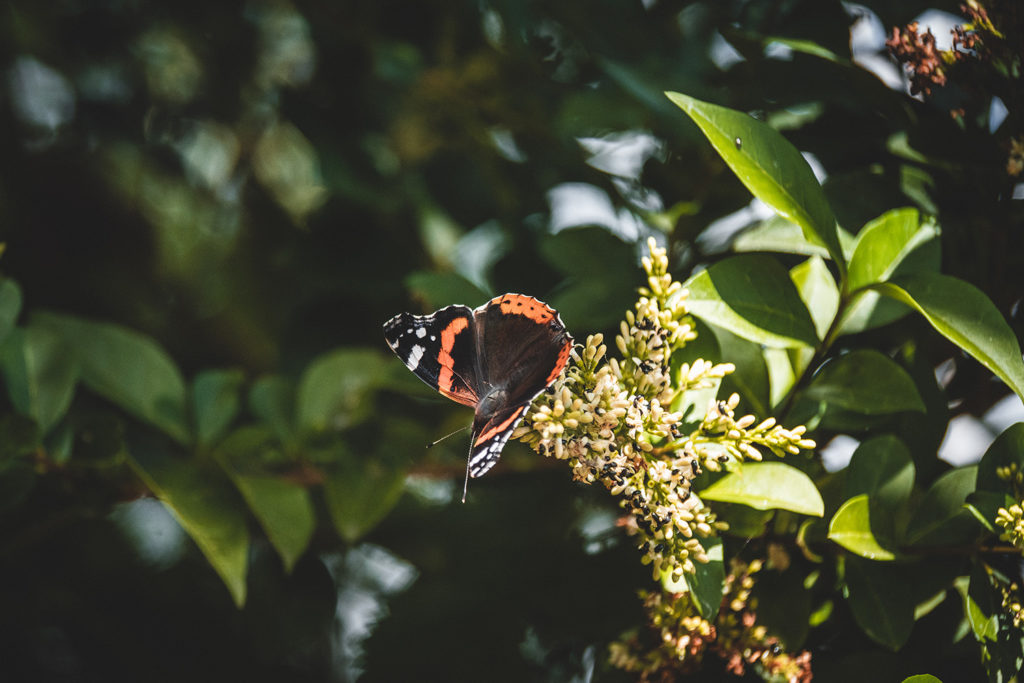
[383,305,480,407]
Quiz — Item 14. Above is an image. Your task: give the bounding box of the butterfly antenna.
[462,449,472,504]
[425,425,470,449]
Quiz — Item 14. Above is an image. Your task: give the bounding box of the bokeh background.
[1,0,1021,681]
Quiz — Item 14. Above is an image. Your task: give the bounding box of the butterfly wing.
[383,305,481,408]
[465,294,573,477]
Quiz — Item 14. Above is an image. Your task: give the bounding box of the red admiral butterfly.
[384,294,573,500]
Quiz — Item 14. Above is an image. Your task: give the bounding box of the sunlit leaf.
[701,462,823,516]
[684,255,819,349]
[790,255,839,341]
[847,208,937,291]
[872,274,1024,400]
[828,495,897,560]
[666,91,844,270]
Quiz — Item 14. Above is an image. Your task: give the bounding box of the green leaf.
[0,413,41,466]
[1,325,79,433]
[763,347,797,409]
[666,91,844,270]
[683,255,820,349]
[843,435,915,506]
[405,270,486,311]
[961,565,999,642]
[216,428,314,574]
[828,495,897,560]
[964,491,1005,533]
[710,326,769,418]
[324,455,406,543]
[296,348,391,433]
[804,350,926,415]
[193,369,245,448]
[0,278,22,345]
[249,375,296,446]
[700,462,824,516]
[33,311,190,444]
[663,533,724,620]
[847,208,937,291]
[128,450,250,607]
[844,557,915,649]
[905,466,980,546]
[734,216,856,260]
[790,255,839,341]
[976,423,1024,491]
[872,274,1024,400]
[901,674,943,682]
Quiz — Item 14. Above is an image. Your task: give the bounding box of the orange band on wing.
[474,405,526,446]
[492,294,555,324]
[545,341,572,384]
[437,316,470,394]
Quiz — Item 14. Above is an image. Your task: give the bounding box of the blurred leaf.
[34,311,190,444]
[666,91,844,270]
[873,274,1024,400]
[296,348,390,434]
[0,278,22,345]
[791,255,839,341]
[193,369,245,448]
[701,462,824,516]
[249,375,296,447]
[905,467,980,547]
[405,271,487,311]
[901,674,942,682]
[0,460,34,515]
[976,423,1024,491]
[847,208,936,291]
[129,450,250,607]
[804,350,926,415]
[324,455,406,543]
[0,413,40,466]
[217,428,314,574]
[734,216,855,259]
[828,495,897,560]
[1,325,78,433]
[844,557,915,650]
[684,255,819,349]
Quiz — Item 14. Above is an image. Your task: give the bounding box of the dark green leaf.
[684,254,820,348]
[33,312,190,444]
[905,467,980,546]
[663,533,724,620]
[324,455,406,543]
[249,375,296,447]
[873,274,1024,400]
[193,369,245,448]
[0,278,22,345]
[804,350,926,415]
[1,325,78,433]
[129,450,250,607]
[405,270,487,311]
[844,557,915,650]
[700,462,824,516]
[843,435,915,507]
[977,423,1024,491]
[666,91,844,270]
[710,325,769,418]
[0,413,40,466]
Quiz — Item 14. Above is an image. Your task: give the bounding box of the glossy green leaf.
[1,325,78,433]
[847,208,937,291]
[964,491,1005,533]
[0,278,22,345]
[804,350,926,415]
[905,466,979,546]
[296,348,391,433]
[872,274,1024,400]
[710,326,769,418]
[763,347,797,409]
[828,495,897,560]
[790,255,839,341]
[844,557,915,649]
[734,216,856,259]
[976,423,1024,491]
[700,462,824,516]
[33,311,190,444]
[843,435,915,506]
[216,427,315,573]
[249,375,296,446]
[193,369,245,448]
[129,450,250,607]
[666,91,844,270]
[961,565,999,643]
[684,255,820,349]
[663,532,724,620]
[324,456,406,543]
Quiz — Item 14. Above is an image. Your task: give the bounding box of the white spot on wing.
[416,327,427,338]
[407,345,425,371]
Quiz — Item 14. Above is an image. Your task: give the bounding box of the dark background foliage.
[1,0,1021,681]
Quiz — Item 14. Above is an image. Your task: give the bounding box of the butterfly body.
[383,294,572,489]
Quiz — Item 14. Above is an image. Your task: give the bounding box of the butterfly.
[384,294,573,500]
